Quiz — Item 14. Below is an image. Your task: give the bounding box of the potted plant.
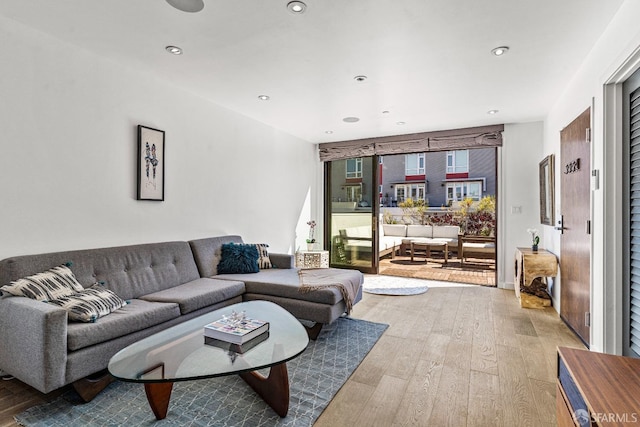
[306,220,316,251]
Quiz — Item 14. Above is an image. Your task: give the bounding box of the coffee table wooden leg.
[144,382,174,420]
[240,362,290,417]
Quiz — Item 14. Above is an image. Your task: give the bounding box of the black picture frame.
[137,125,165,201]
[539,154,555,226]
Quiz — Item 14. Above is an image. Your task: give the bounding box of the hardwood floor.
[315,284,584,427]
[0,285,583,426]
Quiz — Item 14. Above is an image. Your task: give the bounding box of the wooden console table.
[557,347,640,426]
[514,247,558,308]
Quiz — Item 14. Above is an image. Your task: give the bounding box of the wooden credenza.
[557,347,640,426]
[514,247,558,308]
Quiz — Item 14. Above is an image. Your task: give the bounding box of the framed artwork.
[539,154,555,226]
[137,125,165,201]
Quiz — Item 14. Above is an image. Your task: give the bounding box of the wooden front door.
[560,108,591,345]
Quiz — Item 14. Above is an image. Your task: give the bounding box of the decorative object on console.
[136,125,165,201]
[527,228,540,251]
[306,220,316,251]
[0,264,84,301]
[217,242,260,274]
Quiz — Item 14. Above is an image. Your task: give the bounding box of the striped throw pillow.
[0,264,84,301]
[47,286,127,323]
[255,243,272,269]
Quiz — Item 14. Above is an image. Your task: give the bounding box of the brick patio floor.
[378,253,496,286]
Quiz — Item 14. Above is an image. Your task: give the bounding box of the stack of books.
[204,316,269,354]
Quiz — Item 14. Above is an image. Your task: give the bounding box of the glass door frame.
[323,156,379,274]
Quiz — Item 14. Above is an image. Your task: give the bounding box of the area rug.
[363,274,429,295]
[15,317,387,427]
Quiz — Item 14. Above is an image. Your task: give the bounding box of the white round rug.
[363,275,429,295]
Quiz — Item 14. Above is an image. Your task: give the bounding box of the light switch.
[511,206,522,214]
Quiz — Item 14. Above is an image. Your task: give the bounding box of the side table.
[295,250,329,269]
[514,247,558,308]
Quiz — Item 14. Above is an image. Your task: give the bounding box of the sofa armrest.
[0,296,68,393]
[270,253,294,269]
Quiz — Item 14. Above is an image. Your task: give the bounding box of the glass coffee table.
[108,300,309,420]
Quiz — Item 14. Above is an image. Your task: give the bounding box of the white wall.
[0,16,319,260]
[544,0,640,352]
[498,122,544,288]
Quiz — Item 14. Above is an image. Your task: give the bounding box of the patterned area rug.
[363,274,430,295]
[15,317,387,427]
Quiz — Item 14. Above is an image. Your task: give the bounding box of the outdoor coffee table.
[108,300,309,420]
[410,240,448,264]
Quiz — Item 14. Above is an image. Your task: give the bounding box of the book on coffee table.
[205,331,270,354]
[204,317,269,344]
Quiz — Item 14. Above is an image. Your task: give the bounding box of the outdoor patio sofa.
[338,224,461,261]
[0,235,363,399]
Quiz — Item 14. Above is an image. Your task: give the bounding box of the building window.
[346,158,363,178]
[446,150,469,174]
[344,184,362,202]
[405,153,425,175]
[395,184,425,203]
[446,181,482,203]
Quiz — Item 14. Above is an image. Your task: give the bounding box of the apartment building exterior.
[380,148,496,208]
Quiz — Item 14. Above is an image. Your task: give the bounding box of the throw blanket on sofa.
[298,269,359,314]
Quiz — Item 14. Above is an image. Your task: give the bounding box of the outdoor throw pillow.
[255,243,272,269]
[217,242,259,274]
[0,263,85,301]
[47,285,128,323]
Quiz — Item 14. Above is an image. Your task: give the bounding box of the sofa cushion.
[140,278,245,314]
[47,286,127,323]
[0,264,84,301]
[217,243,259,274]
[407,225,433,238]
[432,226,460,239]
[189,235,244,277]
[382,224,407,237]
[255,244,272,269]
[66,299,181,351]
[215,268,361,305]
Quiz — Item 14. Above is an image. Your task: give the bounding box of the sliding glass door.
[324,156,378,274]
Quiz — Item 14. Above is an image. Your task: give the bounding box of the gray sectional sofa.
[0,235,363,398]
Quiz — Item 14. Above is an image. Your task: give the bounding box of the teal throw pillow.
[217,243,260,274]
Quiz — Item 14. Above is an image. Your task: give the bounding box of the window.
[446,150,469,173]
[395,184,425,202]
[405,153,425,175]
[446,181,482,203]
[346,158,363,178]
[344,184,362,202]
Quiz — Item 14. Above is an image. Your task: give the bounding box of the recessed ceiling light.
[166,0,204,13]
[491,46,509,56]
[258,95,270,101]
[396,121,406,125]
[354,75,367,82]
[487,109,499,115]
[165,45,183,55]
[343,117,360,123]
[287,1,306,13]
[325,130,334,134]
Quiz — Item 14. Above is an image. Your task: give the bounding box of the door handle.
[555,216,566,234]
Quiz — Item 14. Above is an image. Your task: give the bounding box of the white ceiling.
[0,0,624,143]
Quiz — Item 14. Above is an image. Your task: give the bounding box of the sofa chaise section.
[188,235,364,334]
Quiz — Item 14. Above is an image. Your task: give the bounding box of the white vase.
[307,243,314,251]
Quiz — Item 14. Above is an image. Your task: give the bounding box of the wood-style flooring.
[0,285,584,427]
